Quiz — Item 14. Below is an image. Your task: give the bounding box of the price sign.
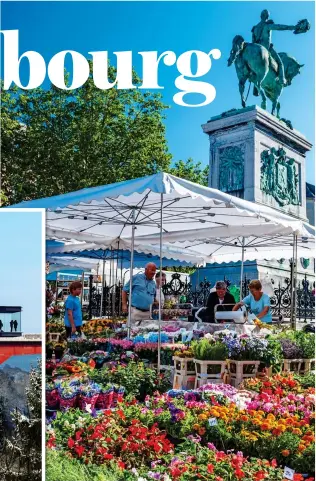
[283,467,295,480]
[208,418,218,427]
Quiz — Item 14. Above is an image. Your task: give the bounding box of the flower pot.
[256,362,273,379]
[59,394,77,411]
[96,389,114,409]
[46,389,60,410]
[193,359,227,388]
[228,360,260,387]
[112,387,125,406]
[78,393,99,411]
[54,348,65,361]
[46,348,53,360]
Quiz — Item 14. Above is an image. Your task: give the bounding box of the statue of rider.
[251,9,296,86]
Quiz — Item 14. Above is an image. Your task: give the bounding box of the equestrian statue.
[227,9,310,118]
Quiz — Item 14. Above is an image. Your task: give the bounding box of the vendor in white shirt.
[153,271,166,309]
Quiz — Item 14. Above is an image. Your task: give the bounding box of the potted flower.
[78,382,100,411]
[192,338,229,387]
[46,381,60,410]
[54,341,67,360]
[89,350,108,368]
[46,341,54,360]
[95,383,114,409]
[58,384,78,411]
[222,335,265,386]
[172,347,195,390]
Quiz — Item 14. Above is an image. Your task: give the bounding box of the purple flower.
[187,434,201,444]
[207,443,217,451]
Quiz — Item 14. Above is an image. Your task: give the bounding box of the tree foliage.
[0,361,42,481]
[1,64,209,205]
[1,65,171,204]
[169,158,209,186]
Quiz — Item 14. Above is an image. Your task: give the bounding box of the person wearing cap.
[233,279,272,323]
[122,262,157,324]
[204,281,236,323]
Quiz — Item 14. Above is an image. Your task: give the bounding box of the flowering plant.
[191,338,228,360]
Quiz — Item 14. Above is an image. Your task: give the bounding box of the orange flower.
[298,444,306,452]
[281,449,290,457]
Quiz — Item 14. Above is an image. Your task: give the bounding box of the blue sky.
[0,211,43,333]
[1,1,315,183]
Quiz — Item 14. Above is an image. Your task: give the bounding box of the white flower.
[64,420,70,427]
[204,333,215,340]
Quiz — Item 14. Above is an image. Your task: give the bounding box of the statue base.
[202,105,312,221]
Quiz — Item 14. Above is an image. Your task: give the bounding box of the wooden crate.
[282,359,315,374]
[48,333,62,343]
[173,357,196,390]
[229,360,260,387]
[194,359,226,388]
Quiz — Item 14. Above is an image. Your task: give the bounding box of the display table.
[133,320,257,336]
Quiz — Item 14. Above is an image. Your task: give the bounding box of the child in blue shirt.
[64,281,83,337]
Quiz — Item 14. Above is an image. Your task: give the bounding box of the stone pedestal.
[202,105,312,222]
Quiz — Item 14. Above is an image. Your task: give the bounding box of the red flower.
[254,471,266,480]
[270,459,277,468]
[74,445,85,457]
[117,461,125,469]
[207,464,214,474]
[235,469,245,479]
[293,475,304,481]
[104,453,114,460]
[67,438,75,449]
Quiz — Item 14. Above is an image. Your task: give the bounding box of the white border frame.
[0,208,46,481]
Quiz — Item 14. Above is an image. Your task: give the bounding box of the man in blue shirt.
[64,281,83,337]
[122,263,157,324]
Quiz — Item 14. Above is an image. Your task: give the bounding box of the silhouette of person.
[13,320,18,332]
[10,320,14,332]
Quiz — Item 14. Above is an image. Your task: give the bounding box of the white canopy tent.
[12,172,312,368]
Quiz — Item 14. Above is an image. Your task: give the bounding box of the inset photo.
[0,209,44,481]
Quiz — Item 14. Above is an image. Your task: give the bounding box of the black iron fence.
[87,272,315,322]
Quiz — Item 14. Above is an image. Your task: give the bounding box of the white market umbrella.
[11,172,310,366]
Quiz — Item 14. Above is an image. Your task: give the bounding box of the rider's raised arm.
[268,22,296,31]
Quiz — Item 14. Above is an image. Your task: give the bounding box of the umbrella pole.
[127,209,136,339]
[158,193,163,373]
[240,237,245,301]
[80,271,84,306]
[294,234,298,330]
[290,234,296,328]
[100,259,105,317]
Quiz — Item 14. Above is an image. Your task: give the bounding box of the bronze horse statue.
[228,35,304,118]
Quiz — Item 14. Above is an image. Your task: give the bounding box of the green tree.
[169,158,209,186]
[1,65,172,205]
[0,361,41,481]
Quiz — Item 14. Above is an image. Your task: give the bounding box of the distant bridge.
[0,335,42,364]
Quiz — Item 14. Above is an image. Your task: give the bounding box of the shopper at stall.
[122,262,157,324]
[13,319,18,332]
[154,271,166,308]
[10,319,14,332]
[204,281,236,323]
[233,279,272,323]
[64,281,83,337]
[0,319,3,332]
